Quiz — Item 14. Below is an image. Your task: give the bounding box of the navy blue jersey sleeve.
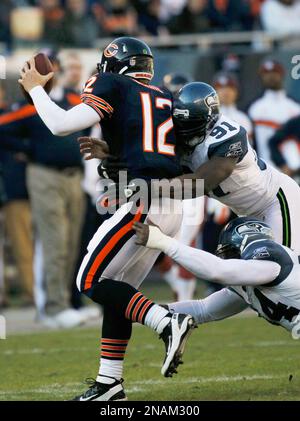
[80,73,118,120]
[241,240,293,286]
[269,117,300,167]
[208,126,248,163]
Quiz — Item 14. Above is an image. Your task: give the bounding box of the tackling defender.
[170,82,300,253]
[94,81,300,254]
[133,217,300,333]
[18,37,196,401]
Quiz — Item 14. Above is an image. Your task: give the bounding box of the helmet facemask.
[174,113,218,153]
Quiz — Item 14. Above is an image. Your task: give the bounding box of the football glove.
[97,156,128,182]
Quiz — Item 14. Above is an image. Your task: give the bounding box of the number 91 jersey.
[181,114,282,216]
[81,72,182,180]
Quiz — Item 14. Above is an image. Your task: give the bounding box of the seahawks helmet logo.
[236,222,273,238]
[204,93,219,108]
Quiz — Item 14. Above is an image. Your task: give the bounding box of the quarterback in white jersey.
[134,217,300,333]
[172,82,300,254]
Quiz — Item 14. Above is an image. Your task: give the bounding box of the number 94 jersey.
[182,114,282,216]
[231,239,300,332]
[81,72,182,180]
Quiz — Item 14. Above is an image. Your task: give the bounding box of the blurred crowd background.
[0,0,300,328]
[1,0,300,50]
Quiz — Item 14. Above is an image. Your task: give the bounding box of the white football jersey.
[182,114,282,216]
[231,239,300,332]
[248,90,300,164]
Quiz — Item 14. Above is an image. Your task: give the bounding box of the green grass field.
[1,314,300,401]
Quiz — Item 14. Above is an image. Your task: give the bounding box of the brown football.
[20,53,54,105]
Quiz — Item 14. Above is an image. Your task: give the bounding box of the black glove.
[97,156,128,182]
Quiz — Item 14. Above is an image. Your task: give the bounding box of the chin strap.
[125,71,153,81]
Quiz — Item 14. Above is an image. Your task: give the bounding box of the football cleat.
[160,313,197,377]
[72,377,127,401]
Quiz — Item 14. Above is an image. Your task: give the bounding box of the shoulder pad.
[81,73,118,120]
[242,240,293,286]
[208,126,248,162]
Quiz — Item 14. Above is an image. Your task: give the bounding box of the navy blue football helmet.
[216,217,274,259]
[173,82,220,150]
[97,37,154,82]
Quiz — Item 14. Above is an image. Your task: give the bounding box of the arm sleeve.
[168,288,248,324]
[29,86,100,136]
[146,226,281,286]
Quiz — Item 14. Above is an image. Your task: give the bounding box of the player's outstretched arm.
[18,58,100,136]
[133,222,281,286]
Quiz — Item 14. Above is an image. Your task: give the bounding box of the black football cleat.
[72,377,127,401]
[160,313,197,377]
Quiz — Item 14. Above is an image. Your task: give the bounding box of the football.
[20,53,54,105]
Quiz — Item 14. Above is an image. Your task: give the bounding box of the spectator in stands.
[39,0,67,47]
[208,0,255,31]
[248,59,300,165]
[261,0,300,35]
[62,0,98,47]
[159,0,187,23]
[60,52,84,91]
[0,83,34,306]
[213,71,252,136]
[0,0,13,50]
[0,54,86,327]
[93,0,138,37]
[168,0,212,34]
[269,116,300,183]
[138,0,165,36]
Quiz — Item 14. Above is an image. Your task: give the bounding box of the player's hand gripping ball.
[19,54,54,104]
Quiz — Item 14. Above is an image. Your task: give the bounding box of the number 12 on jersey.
[140,93,175,156]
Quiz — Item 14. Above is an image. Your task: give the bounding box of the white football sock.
[97,359,124,383]
[144,304,171,334]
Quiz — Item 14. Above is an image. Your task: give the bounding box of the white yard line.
[0,374,288,399]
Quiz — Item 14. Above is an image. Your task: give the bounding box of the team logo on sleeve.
[225,141,243,158]
[104,43,119,58]
[251,246,270,259]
